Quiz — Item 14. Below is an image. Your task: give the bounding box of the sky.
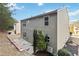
[8,3,79,22]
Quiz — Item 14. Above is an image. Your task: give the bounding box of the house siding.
[21,13,57,54]
[57,8,70,51]
[21,8,69,55]
[14,21,21,35]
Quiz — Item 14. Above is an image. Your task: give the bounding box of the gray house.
[21,8,70,55]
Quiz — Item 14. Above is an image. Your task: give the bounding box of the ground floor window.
[23,32,27,37]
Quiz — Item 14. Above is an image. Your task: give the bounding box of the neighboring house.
[14,21,21,35]
[70,24,74,34]
[21,8,70,55]
[70,21,79,36]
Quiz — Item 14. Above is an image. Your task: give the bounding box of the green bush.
[58,48,72,56]
[37,30,46,51]
[33,29,47,53]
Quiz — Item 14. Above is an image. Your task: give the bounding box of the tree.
[37,30,46,51]
[33,29,38,54]
[33,30,47,54]
[0,3,16,31]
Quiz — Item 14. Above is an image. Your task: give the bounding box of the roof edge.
[21,9,57,21]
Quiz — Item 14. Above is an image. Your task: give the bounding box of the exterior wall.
[21,20,26,38]
[57,8,70,51]
[21,13,57,54]
[21,8,69,55]
[14,21,21,35]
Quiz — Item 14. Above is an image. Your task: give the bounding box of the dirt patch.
[0,32,32,56]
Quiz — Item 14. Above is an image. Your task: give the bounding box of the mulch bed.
[34,51,53,56]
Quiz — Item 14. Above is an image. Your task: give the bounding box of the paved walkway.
[7,34,33,55]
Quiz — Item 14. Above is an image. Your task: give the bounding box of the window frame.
[44,16,49,26]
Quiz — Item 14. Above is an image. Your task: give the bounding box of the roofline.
[21,9,57,21]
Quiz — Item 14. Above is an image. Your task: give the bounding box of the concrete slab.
[7,34,33,55]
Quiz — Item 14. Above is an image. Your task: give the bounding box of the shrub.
[37,30,46,51]
[33,29,38,53]
[33,30,47,53]
[58,48,72,56]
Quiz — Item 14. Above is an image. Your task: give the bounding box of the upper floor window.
[44,16,49,26]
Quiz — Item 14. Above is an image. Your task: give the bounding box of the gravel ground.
[0,32,33,56]
[65,36,79,56]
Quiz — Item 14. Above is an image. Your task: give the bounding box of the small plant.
[70,32,72,36]
[58,48,72,56]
